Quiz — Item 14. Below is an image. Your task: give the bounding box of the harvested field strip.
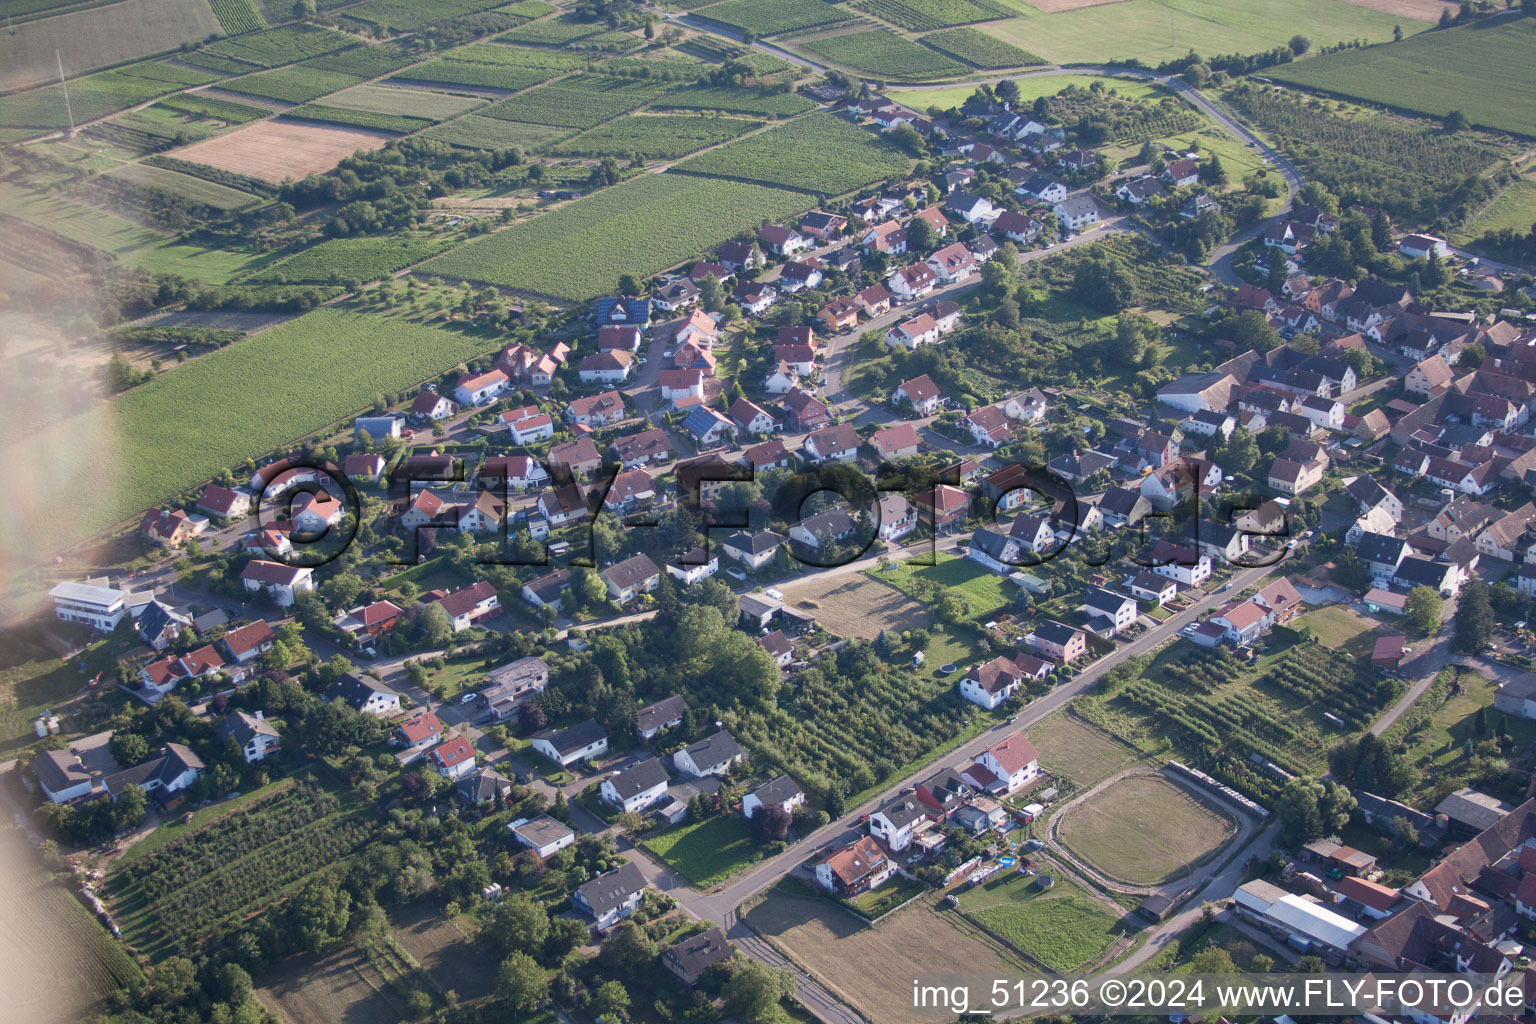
[166,118,392,183]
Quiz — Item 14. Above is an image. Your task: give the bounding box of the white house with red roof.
[433,581,500,632]
[966,733,1041,794]
[429,735,477,780]
[139,644,228,698]
[334,600,404,644]
[892,374,942,415]
[220,619,275,663]
[396,709,443,760]
[241,560,314,606]
[959,656,1022,710]
[411,391,456,421]
[291,491,344,533]
[729,397,778,436]
[453,368,509,406]
[501,406,554,444]
[660,368,706,406]
[926,241,977,284]
[579,350,634,384]
[886,313,940,349]
[197,484,251,521]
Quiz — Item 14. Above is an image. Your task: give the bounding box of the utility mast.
[56,49,74,138]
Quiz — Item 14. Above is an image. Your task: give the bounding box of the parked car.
[460,691,478,704]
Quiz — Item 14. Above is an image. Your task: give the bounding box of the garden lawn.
[847,873,927,917]
[641,814,766,888]
[958,869,1127,972]
[12,308,496,553]
[871,551,1011,619]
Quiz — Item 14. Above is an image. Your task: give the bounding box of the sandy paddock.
[167,119,394,184]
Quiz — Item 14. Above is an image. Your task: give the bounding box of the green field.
[422,113,576,149]
[650,84,817,118]
[342,0,532,31]
[871,552,1010,620]
[394,49,581,91]
[919,26,1044,68]
[695,0,849,35]
[986,0,1413,66]
[15,309,495,550]
[152,92,271,124]
[249,232,457,283]
[478,73,676,129]
[853,0,1016,31]
[301,39,424,77]
[548,112,763,159]
[640,814,768,888]
[496,10,605,44]
[1454,178,1536,247]
[321,83,488,119]
[1269,16,1536,137]
[225,65,365,104]
[671,111,911,194]
[286,104,433,133]
[0,61,220,134]
[417,172,810,300]
[208,0,267,33]
[891,72,1173,110]
[103,162,262,209]
[800,28,970,79]
[958,869,1128,972]
[189,23,357,71]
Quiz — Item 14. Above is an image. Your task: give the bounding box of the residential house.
[886,312,941,349]
[508,815,576,859]
[868,797,929,853]
[781,388,831,431]
[565,390,626,427]
[887,262,938,301]
[1082,585,1138,636]
[666,545,718,586]
[572,862,648,931]
[814,836,892,896]
[729,397,778,437]
[1053,195,1100,231]
[674,730,744,778]
[682,406,738,448]
[967,733,1041,794]
[662,928,733,987]
[1128,570,1177,605]
[892,374,941,415]
[601,554,662,605]
[141,508,199,547]
[241,560,314,607]
[610,428,674,469]
[219,711,279,763]
[324,673,401,715]
[410,391,455,422]
[760,224,811,256]
[453,369,508,406]
[428,736,476,780]
[434,581,500,632]
[869,422,921,461]
[1028,620,1088,664]
[480,657,549,720]
[531,719,609,767]
[333,600,404,646]
[601,757,671,814]
[743,775,805,819]
[959,656,1023,710]
[1147,539,1211,586]
[721,530,783,570]
[803,423,861,464]
[578,349,634,384]
[637,696,688,740]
